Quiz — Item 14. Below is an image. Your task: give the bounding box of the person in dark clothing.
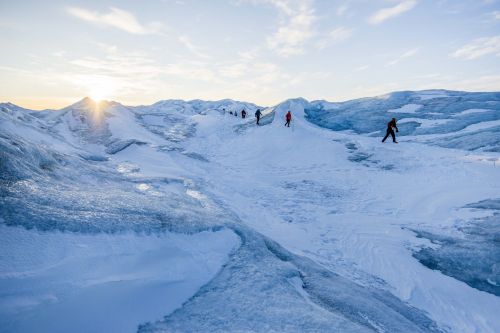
[285,111,292,127]
[255,109,262,125]
[229,111,233,115]
[382,117,399,143]
[241,109,247,119]
[234,111,238,117]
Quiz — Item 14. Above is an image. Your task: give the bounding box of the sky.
[1,0,500,109]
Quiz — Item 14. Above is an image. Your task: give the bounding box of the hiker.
[234,111,238,117]
[241,109,247,119]
[255,109,262,125]
[285,111,292,127]
[382,117,399,143]
[229,111,233,115]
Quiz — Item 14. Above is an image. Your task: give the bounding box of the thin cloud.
[368,1,417,25]
[386,47,419,66]
[238,47,261,61]
[219,63,249,78]
[329,27,354,43]
[163,62,218,82]
[355,65,370,72]
[73,49,216,82]
[492,11,500,20]
[316,27,354,50]
[336,4,349,17]
[265,0,317,57]
[178,35,211,59]
[451,74,500,91]
[60,45,220,101]
[452,36,500,59]
[67,7,164,35]
[417,74,500,92]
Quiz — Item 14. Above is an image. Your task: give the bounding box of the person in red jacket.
[382,117,399,143]
[285,111,292,127]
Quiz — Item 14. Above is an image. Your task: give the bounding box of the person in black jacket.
[382,118,399,143]
[255,109,262,125]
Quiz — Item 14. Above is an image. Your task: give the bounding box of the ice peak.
[64,97,121,113]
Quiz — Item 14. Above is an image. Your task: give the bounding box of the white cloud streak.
[386,47,419,66]
[67,7,164,35]
[355,65,370,71]
[316,26,354,50]
[265,0,317,57]
[178,35,210,59]
[368,1,417,25]
[452,36,500,60]
[329,27,354,43]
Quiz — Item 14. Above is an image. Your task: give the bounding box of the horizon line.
[2,88,499,111]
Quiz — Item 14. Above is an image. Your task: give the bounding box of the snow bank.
[0,225,239,333]
[387,103,422,114]
[455,108,492,116]
[417,90,450,100]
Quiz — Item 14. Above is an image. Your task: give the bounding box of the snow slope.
[0,225,238,333]
[176,98,500,333]
[1,92,499,332]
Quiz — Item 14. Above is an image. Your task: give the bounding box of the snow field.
[1,91,499,332]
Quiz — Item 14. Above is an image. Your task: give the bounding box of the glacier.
[304,90,500,152]
[1,90,499,332]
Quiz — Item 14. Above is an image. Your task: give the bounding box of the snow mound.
[0,225,239,333]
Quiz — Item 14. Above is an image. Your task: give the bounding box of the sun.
[88,88,108,102]
[81,75,117,103]
[88,92,105,102]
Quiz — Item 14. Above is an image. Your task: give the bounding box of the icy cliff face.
[303,90,500,152]
[413,199,500,296]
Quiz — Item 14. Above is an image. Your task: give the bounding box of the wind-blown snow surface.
[1,91,499,332]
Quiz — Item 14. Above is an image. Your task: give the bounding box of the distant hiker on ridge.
[285,111,292,127]
[255,109,262,125]
[382,117,399,143]
[234,111,238,117]
[241,109,247,119]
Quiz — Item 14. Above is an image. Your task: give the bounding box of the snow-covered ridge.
[3,88,499,153]
[132,98,262,115]
[303,89,500,152]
